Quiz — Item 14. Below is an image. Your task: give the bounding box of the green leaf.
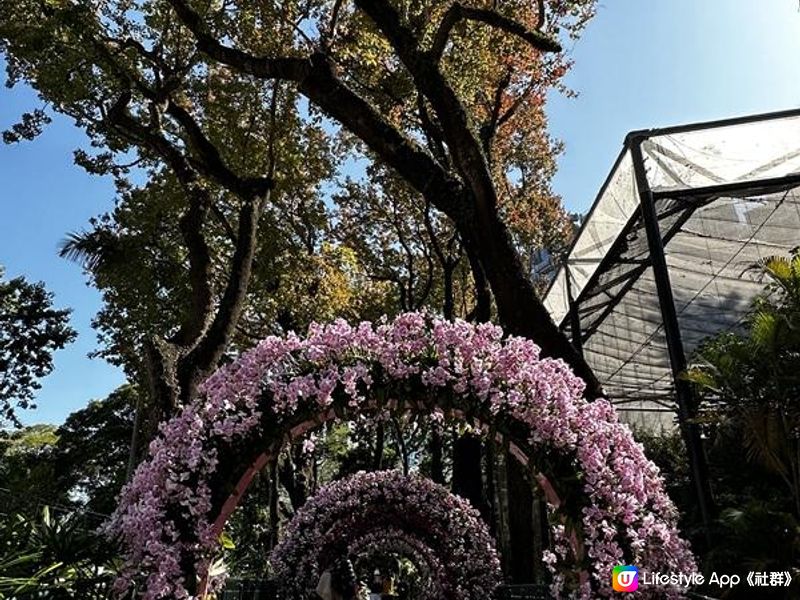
[219,531,236,550]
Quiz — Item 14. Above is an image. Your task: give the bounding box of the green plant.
[684,252,800,517]
[0,507,120,599]
[669,251,800,598]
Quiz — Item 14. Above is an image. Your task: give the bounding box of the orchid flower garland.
[270,470,501,599]
[348,528,446,600]
[107,312,695,599]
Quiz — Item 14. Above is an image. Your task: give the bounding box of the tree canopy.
[0,267,76,425]
[0,0,599,395]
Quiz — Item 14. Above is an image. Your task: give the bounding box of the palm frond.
[680,367,720,392]
[740,409,792,484]
[759,254,800,299]
[58,229,121,272]
[750,311,779,352]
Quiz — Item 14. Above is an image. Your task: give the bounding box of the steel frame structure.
[544,108,800,542]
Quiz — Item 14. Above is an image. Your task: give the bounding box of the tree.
[54,385,136,515]
[0,386,135,516]
[53,95,330,433]
[1,0,599,581]
[0,267,76,426]
[335,169,440,314]
[0,0,598,392]
[0,424,65,515]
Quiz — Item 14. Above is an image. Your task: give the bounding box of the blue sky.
[1,82,126,426]
[1,0,799,426]
[548,0,800,213]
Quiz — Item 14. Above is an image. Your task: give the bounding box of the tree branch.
[497,79,537,129]
[166,0,308,80]
[416,93,449,168]
[465,242,492,323]
[356,0,496,214]
[536,0,547,31]
[430,2,560,61]
[165,99,272,198]
[164,0,462,215]
[480,69,512,160]
[179,191,268,398]
[97,37,274,200]
[210,204,238,243]
[417,244,435,310]
[423,199,447,266]
[392,417,410,476]
[105,92,196,183]
[323,0,345,47]
[172,185,215,347]
[389,198,418,309]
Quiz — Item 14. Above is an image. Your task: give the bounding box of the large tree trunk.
[452,432,489,519]
[129,194,267,470]
[461,204,601,398]
[506,455,536,583]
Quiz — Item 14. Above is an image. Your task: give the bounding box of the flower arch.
[108,312,695,599]
[270,470,501,600]
[348,528,444,600]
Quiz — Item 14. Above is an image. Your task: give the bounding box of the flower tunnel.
[108,312,695,599]
[270,470,502,600]
[347,528,446,600]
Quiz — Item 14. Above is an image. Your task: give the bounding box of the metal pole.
[564,264,584,356]
[629,137,714,546]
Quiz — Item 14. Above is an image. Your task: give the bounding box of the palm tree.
[59,229,125,273]
[684,252,800,518]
